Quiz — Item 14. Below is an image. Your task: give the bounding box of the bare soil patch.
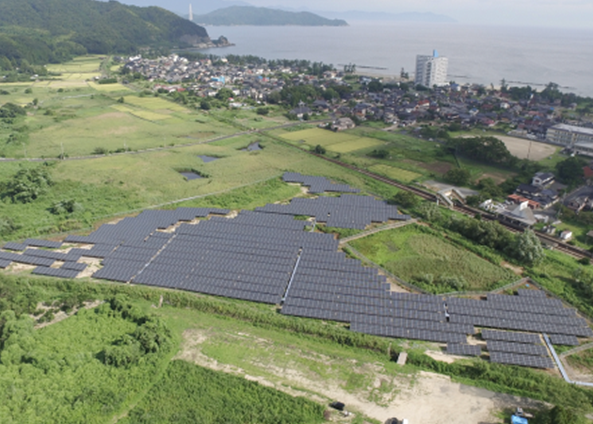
[501,261,524,275]
[176,329,543,424]
[495,136,557,161]
[414,160,453,175]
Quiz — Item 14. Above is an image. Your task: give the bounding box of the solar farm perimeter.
[1,177,591,372]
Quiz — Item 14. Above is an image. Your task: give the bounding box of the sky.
[116,0,593,28]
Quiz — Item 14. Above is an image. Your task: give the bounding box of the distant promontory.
[194,6,349,26]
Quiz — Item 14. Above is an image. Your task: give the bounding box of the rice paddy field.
[281,127,385,153]
[349,225,514,292]
[367,164,422,183]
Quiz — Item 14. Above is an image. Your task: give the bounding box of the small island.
[193,6,348,27]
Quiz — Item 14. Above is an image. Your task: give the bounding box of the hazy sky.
[118,0,593,28]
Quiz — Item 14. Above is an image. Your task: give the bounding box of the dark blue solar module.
[256,194,410,229]
[198,155,219,163]
[180,172,202,180]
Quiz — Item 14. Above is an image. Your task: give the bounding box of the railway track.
[300,150,591,261]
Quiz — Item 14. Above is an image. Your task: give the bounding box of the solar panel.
[489,351,554,369]
[481,330,543,344]
[446,343,481,357]
[549,334,579,346]
[487,340,549,356]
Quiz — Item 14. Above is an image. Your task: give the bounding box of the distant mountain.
[270,7,457,23]
[0,0,213,69]
[193,6,348,26]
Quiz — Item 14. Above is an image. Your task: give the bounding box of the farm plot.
[368,164,423,183]
[46,56,102,74]
[350,225,513,292]
[282,128,384,153]
[123,95,187,112]
[88,81,130,92]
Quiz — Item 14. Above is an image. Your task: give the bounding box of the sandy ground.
[495,136,557,161]
[176,329,544,424]
[32,300,103,329]
[462,135,557,161]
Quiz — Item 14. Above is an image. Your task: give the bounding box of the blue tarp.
[511,415,528,424]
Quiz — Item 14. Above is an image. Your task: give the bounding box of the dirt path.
[175,329,543,424]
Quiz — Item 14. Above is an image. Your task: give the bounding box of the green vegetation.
[120,360,324,424]
[350,225,514,292]
[0,0,209,74]
[282,127,384,153]
[0,294,174,424]
[194,6,348,26]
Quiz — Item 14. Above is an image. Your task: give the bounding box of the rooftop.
[550,124,593,136]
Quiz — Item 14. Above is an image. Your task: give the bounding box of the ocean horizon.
[193,22,593,97]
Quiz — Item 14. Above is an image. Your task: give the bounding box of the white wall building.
[546,123,593,146]
[415,50,449,87]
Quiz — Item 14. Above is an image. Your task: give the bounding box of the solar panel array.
[490,351,554,369]
[447,343,482,356]
[256,195,410,229]
[487,340,549,357]
[283,172,360,194]
[549,334,579,346]
[32,266,80,279]
[2,238,63,251]
[1,204,590,370]
[481,330,542,345]
[446,295,592,337]
[517,289,547,298]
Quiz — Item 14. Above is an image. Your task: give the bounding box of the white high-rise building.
[415,50,449,87]
[189,4,193,21]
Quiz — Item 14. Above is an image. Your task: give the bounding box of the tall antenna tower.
[189,4,193,21]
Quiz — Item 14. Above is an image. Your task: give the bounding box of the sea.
[194,23,593,97]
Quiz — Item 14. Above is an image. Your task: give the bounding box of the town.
[120,53,593,243]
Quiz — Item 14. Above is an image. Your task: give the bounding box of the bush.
[256,107,269,115]
[390,191,420,208]
[314,145,326,154]
[445,168,471,185]
[2,166,53,203]
[93,147,109,155]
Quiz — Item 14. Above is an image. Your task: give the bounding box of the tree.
[200,100,211,110]
[391,191,420,208]
[417,202,442,222]
[313,145,326,154]
[445,168,471,186]
[368,149,388,159]
[556,156,584,185]
[256,107,269,115]
[508,230,545,266]
[2,166,53,203]
[215,88,234,101]
[117,97,124,103]
[367,80,383,93]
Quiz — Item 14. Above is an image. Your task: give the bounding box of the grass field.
[368,164,422,182]
[46,56,103,74]
[350,225,514,292]
[87,81,130,92]
[282,128,385,153]
[123,95,187,112]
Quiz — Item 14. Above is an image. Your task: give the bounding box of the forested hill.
[194,6,348,26]
[0,0,211,69]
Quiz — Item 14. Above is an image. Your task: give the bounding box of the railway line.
[300,150,591,261]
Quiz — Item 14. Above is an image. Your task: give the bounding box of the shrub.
[2,166,53,203]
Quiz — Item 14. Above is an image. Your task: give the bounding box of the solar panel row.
[549,334,580,346]
[481,330,542,345]
[489,351,554,369]
[447,343,482,357]
[32,267,79,279]
[487,340,549,357]
[283,172,361,194]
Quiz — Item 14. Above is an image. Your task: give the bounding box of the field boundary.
[343,244,429,294]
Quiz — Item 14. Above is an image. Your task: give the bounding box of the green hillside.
[195,6,348,26]
[0,0,210,71]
